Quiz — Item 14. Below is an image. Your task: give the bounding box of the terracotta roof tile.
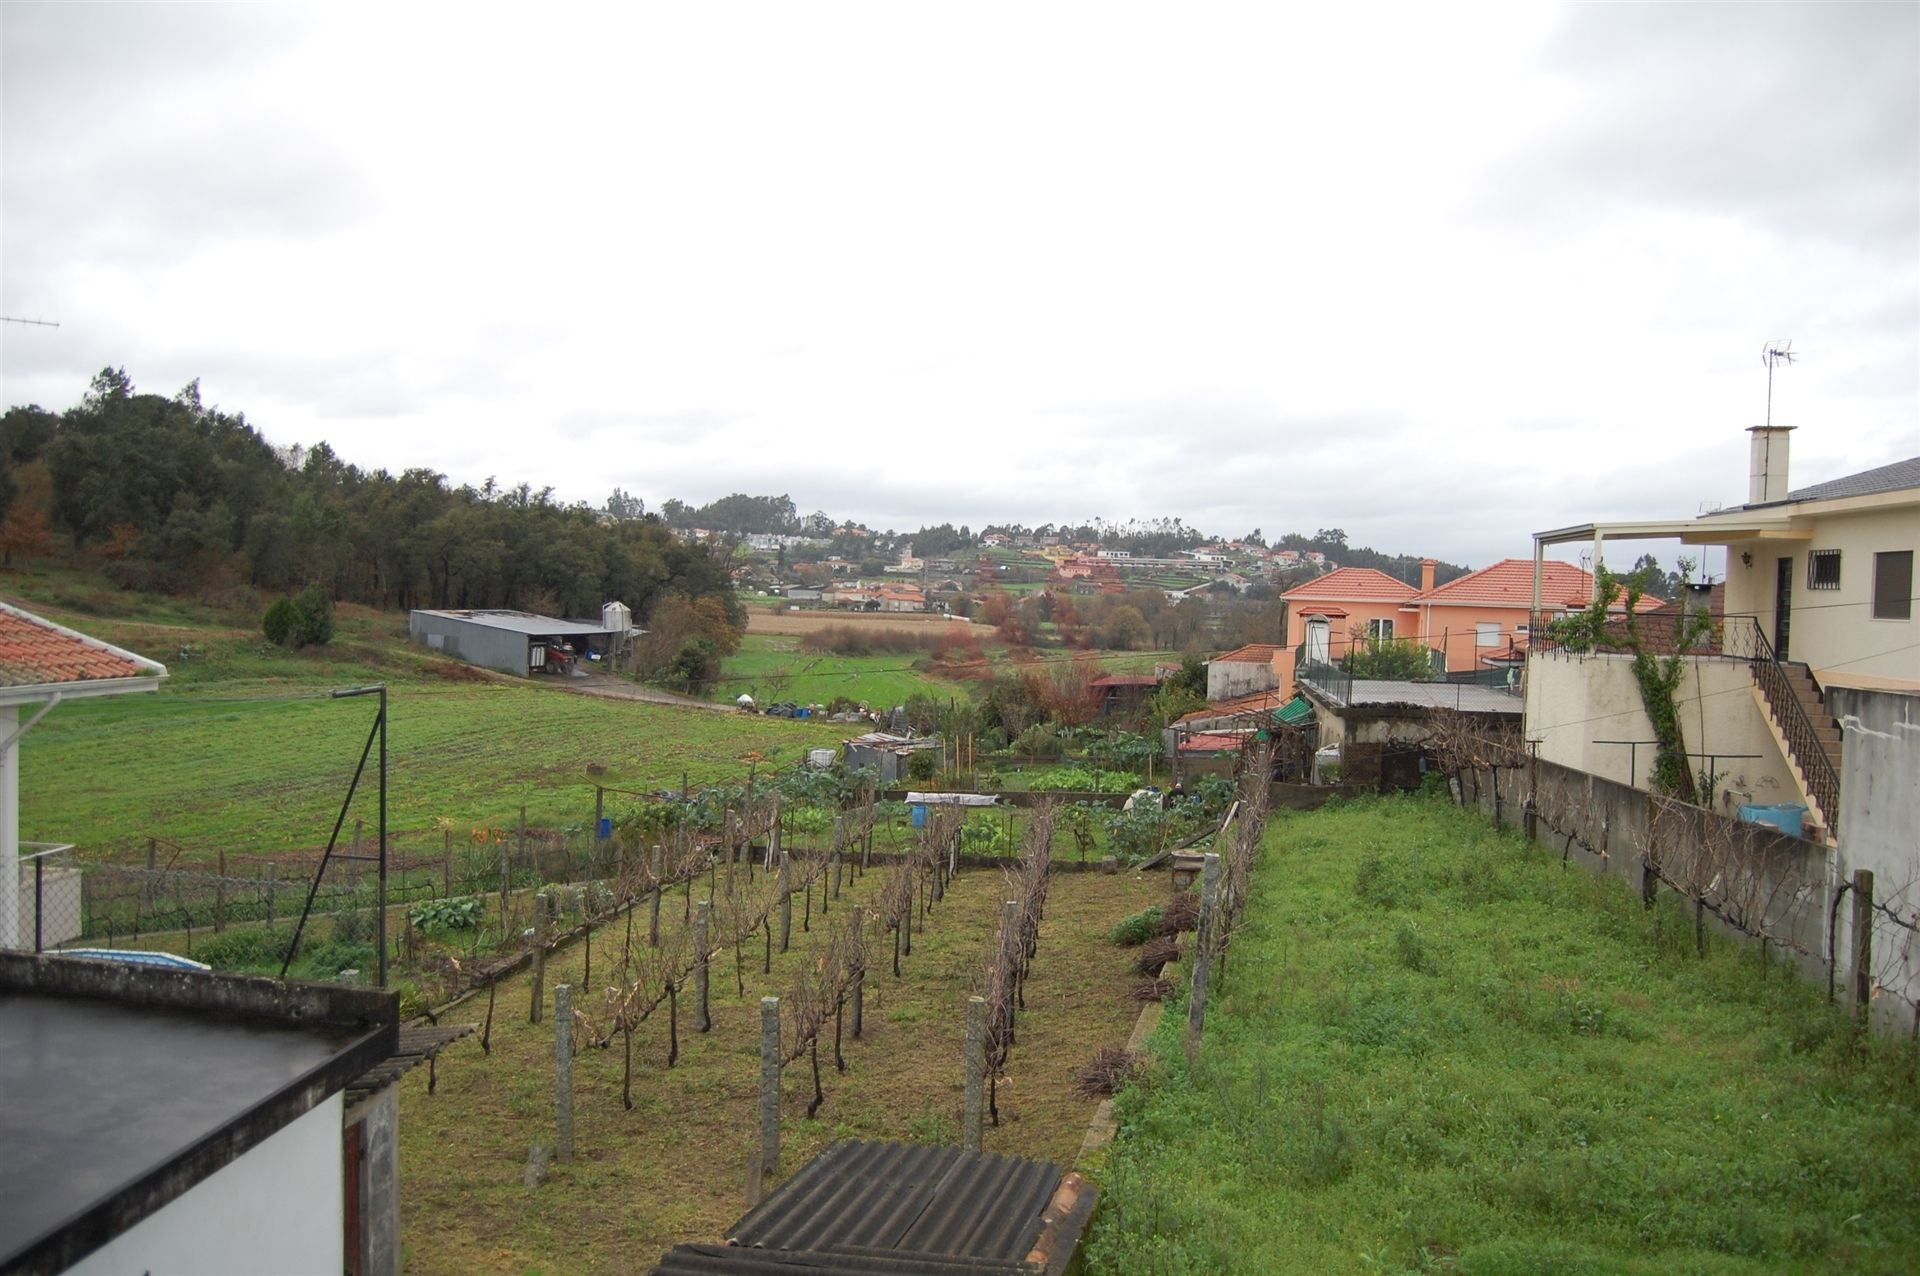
[0,607,157,688]
[1413,558,1663,611]
[1210,643,1288,664]
[1281,567,1418,603]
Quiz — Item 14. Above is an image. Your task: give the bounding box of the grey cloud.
[1474,4,1919,254]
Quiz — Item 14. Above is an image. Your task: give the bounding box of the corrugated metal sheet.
[730,1140,1062,1261]
[650,1242,1032,1274]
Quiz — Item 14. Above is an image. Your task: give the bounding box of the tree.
[605,487,645,520]
[1096,604,1150,651]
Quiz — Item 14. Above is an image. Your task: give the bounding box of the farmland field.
[704,633,953,709]
[3,576,846,865]
[397,862,1160,1275]
[745,608,991,637]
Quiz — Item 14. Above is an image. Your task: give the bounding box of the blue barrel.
[597,817,613,838]
[911,804,928,828]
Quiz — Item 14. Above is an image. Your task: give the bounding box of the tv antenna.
[1761,339,1795,426]
[0,316,60,328]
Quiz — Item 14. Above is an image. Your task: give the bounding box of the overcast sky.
[2,2,1915,571]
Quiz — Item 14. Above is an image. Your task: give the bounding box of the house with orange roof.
[1280,566,1420,669]
[0,602,168,950]
[1401,557,1663,676]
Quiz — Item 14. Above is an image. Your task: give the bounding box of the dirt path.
[545,670,737,712]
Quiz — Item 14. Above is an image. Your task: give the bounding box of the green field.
[705,633,952,708]
[4,574,846,864]
[1085,795,1920,1275]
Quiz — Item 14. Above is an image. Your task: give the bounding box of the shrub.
[409,896,481,932]
[194,924,292,970]
[261,596,297,645]
[1109,906,1164,946]
[905,749,936,783]
[291,582,334,646]
[262,583,335,648]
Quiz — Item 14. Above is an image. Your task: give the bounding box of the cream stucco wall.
[1718,500,1920,690]
[66,1095,344,1276]
[1525,652,1801,811]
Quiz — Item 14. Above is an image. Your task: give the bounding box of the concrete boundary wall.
[1450,756,1917,1036]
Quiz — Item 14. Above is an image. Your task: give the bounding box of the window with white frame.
[1475,621,1501,647]
[1807,549,1841,591]
[1367,618,1394,640]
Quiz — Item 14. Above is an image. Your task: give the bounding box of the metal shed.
[407,609,624,677]
[842,732,943,783]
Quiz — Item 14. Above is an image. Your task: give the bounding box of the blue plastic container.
[1737,803,1808,839]
[598,817,613,839]
[911,803,928,829]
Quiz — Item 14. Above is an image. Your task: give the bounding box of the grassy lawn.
[398,864,1160,1275]
[1085,794,1920,1275]
[4,577,847,865]
[705,632,952,708]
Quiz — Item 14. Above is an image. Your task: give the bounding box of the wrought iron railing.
[1293,643,1353,706]
[1722,616,1841,835]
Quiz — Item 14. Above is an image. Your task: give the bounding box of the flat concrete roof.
[0,955,395,1273]
[1313,679,1523,715]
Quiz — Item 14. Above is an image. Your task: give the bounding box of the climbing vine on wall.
[1545,565,1716,800]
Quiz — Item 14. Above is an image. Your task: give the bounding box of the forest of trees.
[0,370,742,633]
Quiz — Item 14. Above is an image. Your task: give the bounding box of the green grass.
[1085,794,1920,1275]
[4,576,848,864]
[706,633,951,707]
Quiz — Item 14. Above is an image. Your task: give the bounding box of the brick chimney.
[1420,558,1436,592]
[1747,425,1794,505]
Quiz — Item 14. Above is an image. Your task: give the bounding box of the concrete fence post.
[964,995,986,1151]
[695,900,712,1033]
[554,984,574,1161]
[1188,853,1221,1043]
[649,844,664,947]
[529,893,549,1025]
[759,996,781,1183]
[1852,868,1875,1024]
[851,908,867,1038]
[779,852,793,953]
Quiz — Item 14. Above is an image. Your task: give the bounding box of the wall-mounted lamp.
[1740,551,1753,567]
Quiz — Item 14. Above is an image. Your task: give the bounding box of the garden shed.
[842,732,943,783]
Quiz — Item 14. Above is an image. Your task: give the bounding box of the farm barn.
[408,604,637,677]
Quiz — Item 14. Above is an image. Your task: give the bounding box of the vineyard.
[395,800,1157,1274]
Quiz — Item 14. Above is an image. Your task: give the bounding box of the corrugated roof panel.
[727,1140,1063,1263]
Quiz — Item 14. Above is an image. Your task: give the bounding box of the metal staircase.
[1734,618,1842,840]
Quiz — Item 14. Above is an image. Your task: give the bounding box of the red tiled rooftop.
[1177,731,1249,753]
[1211,643,1288,664]
[1281,566,1418,603]
[1414,558,1664,611]
[0,606,158,688]
[1175,689,1289,724]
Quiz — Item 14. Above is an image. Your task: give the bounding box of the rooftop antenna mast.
[1761,339,1795,426]
[0,316,60,328]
